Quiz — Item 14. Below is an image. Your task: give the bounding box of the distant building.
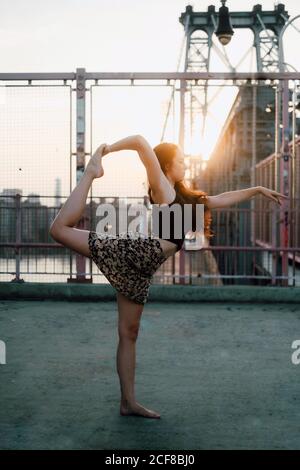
[197,85,277,196]
[0,189,23,243]
[0,188,22,201]
[22,194,43,242]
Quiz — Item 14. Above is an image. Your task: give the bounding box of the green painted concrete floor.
[0,299,300,450]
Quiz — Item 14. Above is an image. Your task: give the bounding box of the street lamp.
[215,0,234,46]
[265,104,272,113]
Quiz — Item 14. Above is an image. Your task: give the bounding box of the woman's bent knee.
[118,325,140,341]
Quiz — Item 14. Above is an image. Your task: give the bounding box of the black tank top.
[150,191,187,252]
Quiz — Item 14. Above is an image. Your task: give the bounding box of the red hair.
[147,142,214,239]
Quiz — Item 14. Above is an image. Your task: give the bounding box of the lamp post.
[215,0,234,46]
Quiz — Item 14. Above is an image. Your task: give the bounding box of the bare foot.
[120,401,161,419]
[85,144,106,179]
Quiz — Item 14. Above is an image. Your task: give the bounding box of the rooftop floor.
[1,298,300,450]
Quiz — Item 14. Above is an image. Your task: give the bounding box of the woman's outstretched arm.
[103,135,142,154]
[205,186,288,209]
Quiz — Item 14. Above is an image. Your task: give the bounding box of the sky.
[1,0,300,201]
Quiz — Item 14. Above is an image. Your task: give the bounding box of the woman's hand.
[258,186,289,206]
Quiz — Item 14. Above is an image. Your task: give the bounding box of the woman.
[49,134,287,419]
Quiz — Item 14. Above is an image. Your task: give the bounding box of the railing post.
[274,83,281,285]
[179,78,186,285]
[279,79,291,286]
[271,208,277,285]
[68,67,91,283]
[251,84,257,246]
[11,193,24,283]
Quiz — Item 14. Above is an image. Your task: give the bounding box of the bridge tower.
[178,2,290,146]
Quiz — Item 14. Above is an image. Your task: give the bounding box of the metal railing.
[1,70,300,287]
[1,194,299,286]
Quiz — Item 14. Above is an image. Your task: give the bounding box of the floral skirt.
[88,230,168,305]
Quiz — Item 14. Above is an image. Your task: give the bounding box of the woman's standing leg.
[117,292,161,419]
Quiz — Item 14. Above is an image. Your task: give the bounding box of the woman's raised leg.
[49,144,106,257]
